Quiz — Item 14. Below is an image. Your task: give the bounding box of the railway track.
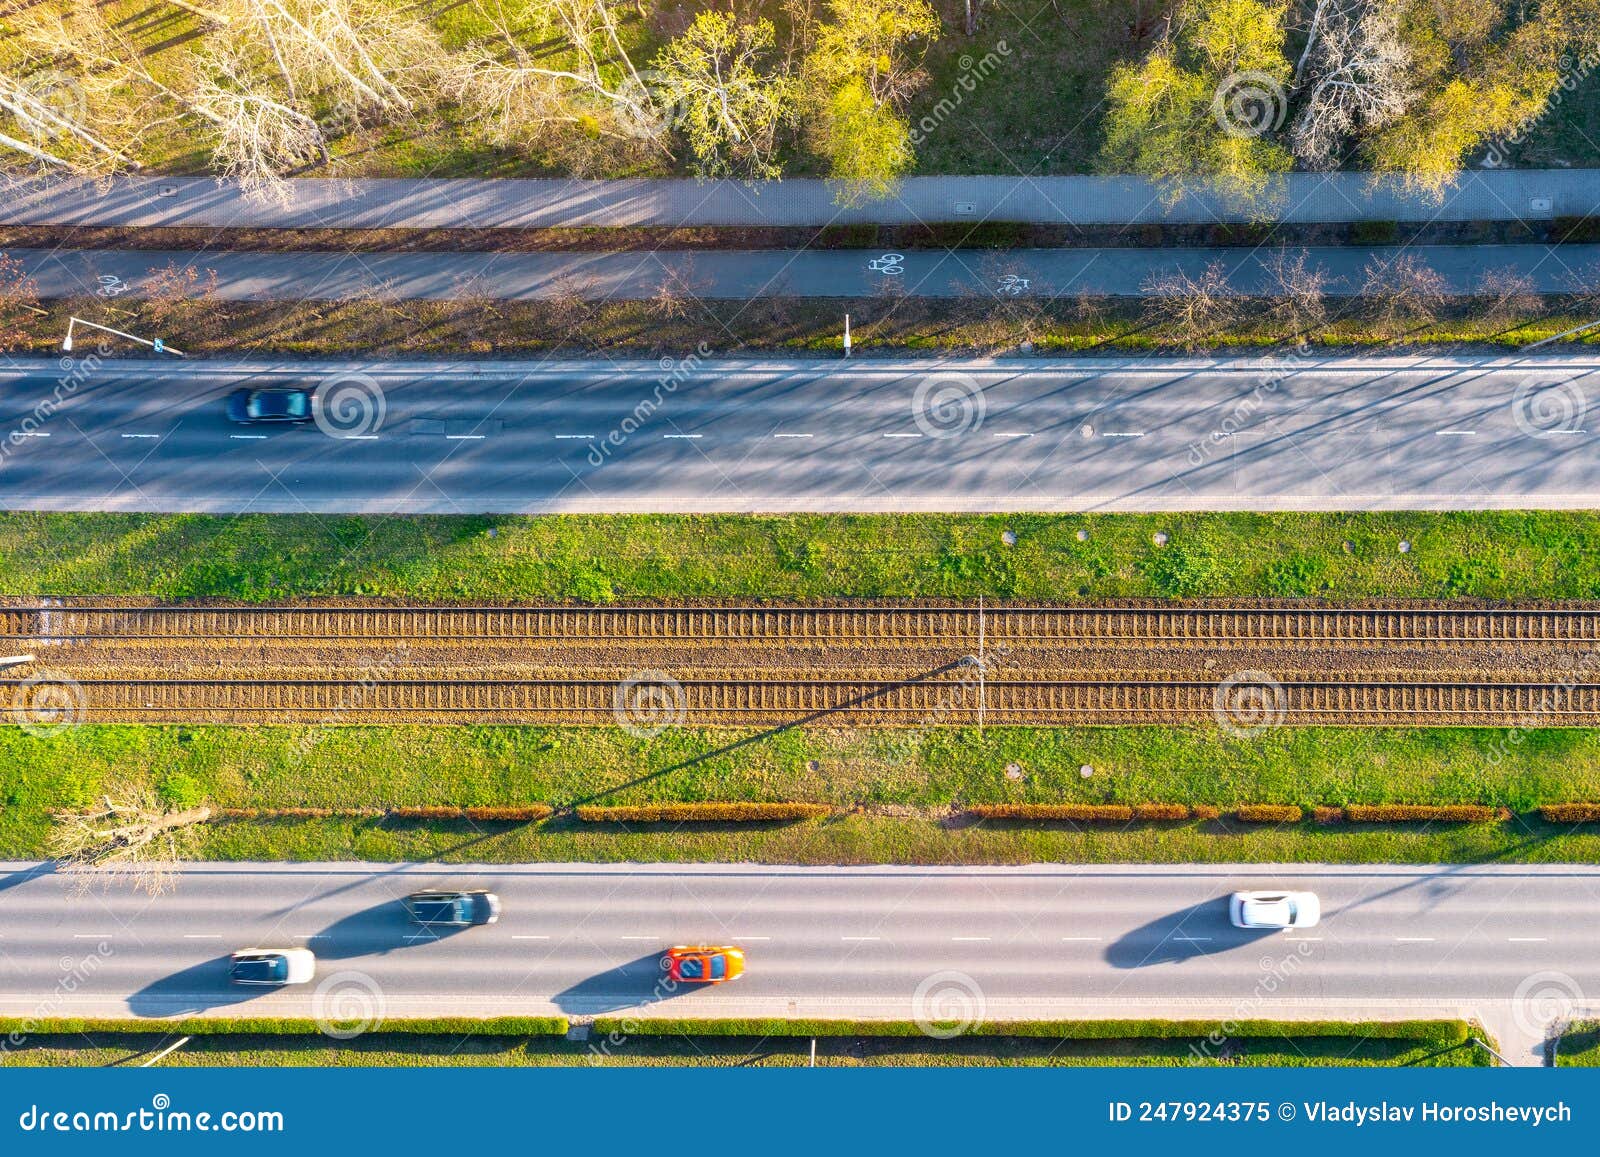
[10,603,1600,645]
[11,674,1600,726]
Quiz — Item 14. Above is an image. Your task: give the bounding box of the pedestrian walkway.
[3,170,1597,229]
[19,243,1600,301]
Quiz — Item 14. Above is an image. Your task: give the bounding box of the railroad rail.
[9,604,1600,645]
[10,675,1600,726]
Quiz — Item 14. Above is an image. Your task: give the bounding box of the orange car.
[664,945,746,984]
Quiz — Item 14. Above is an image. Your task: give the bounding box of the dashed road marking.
[120,433,160,440]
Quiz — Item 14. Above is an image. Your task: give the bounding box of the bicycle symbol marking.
[95,274,130,298]
[997,274,1031,297]
[867,252,906,276]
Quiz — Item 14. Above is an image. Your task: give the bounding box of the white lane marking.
[840,936,881,942]
[120,433,160,439]
[1436,430,1476,436]
[1173,935,1211,942]
[618,935,657,941]
[345,435,380,441]
[1395,937,1436,942]
[773,433,813,439]
[663,434,702,439]
[512,934,550,940]
[182,934,222,939]
[15,432,48,438]
[554,435,594,440]
[229,434,268,440]
[951,936,991,942]
[883,433,924,439]
[291,933,326,940]
[446,434,486,440]
[1549,429,1587,435]
[1101,431,1145,438]
[1508,937,1548,942]
[1060,936,1103,942]
[991,432,1033,438]
[72,933,113,938]
[730,936,772,941]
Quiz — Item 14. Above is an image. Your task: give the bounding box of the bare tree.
[649,261,709,322]
[1263,247,1330,335]
[1142,261,1244,350]
[1474,268,1543,329]
[142,262,222,333]
[0,253,42,350]
[1290,0,1415,169]
[445,0,667,164]
[1361,253,1448,334]
[48,794,211,896]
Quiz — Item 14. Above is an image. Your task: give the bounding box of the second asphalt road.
[2,355,1599,513]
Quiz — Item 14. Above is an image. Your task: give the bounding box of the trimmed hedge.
[1341,804,1500,824]
[590,1017,1481,1050]
[968,803,1134,822]
[214,806,552,822]
[1233,805,1304,823]
[574,802,830,823]
[392,806,554,822]
[0,1016,568,1036]
[1539,803,1600,824]
[1131,803,1191,821]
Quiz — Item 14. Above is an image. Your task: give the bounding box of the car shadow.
[552,952,712,1016]
[308,899,471,960]
[1103,898,1278,969]
[126,957,269,1017]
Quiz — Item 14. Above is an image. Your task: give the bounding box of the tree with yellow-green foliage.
[803,0,940,204]
[1098,0,1293,208]
[650,12,797,181]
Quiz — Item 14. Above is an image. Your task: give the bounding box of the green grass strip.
[6,511,1600,600]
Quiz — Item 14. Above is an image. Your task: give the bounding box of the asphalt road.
[0,862,1592,1063]
[13,244,1600,299]
[1,355,1599,513]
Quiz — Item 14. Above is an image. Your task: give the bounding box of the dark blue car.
[226,387,313,424]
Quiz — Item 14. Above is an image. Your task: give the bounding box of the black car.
[226,387,313,424]
[403,890,501,927]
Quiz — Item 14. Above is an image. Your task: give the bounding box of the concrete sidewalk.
[17,243,1600,301]
[3,170,1597,229]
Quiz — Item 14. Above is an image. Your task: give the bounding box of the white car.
[229,948,316,985]
[1229,891,1321,929]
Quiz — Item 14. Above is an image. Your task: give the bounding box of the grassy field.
[11,511,1600,601]
[8,723,1600,863]
[3,1022,1489,1068]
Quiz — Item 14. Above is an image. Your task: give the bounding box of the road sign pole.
[843,314,851,358]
